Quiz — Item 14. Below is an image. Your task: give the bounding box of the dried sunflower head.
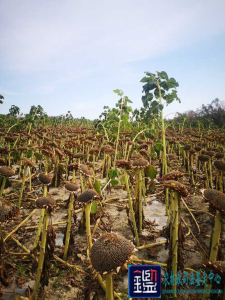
[203,189,225,214]
[163,180,188,197]
[90,232,134,273]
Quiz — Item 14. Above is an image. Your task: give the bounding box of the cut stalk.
[18,164,28,208]
[85,202,92,259]
[171,191,179,298]
[63,193,75,260]
[106,273,114,300]
[202,210,223,299]
[138,170,142,232]
[0,176,7,197]
[124,169,139,246]
[33,210,49,300]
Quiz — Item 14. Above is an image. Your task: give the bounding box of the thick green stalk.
[33,210,49,300]
[113,98,124,168]
[72,168,76,181]
[190,154,195,186]
[18,152,23,179]
[8,143,11,167]
[187,151,190,175]
[0,176,7,197]
[102,152,106,178]
[157,84,167,175]
[106,273,114,300]
[138,170,142,232]
[142,176,146,205]
[171,191,179,298]
[209,210,222,261]
[33,209,45,249]
[18,164,28,208]
[85,203,92,259]
[126,144,133,160]
[33,185,47,248]
[202,210,222,299]
[80,174,85,192]
[124,170,139,246]
[28,166,32,191]
[204,162,209,189]
[55,157,59,187]
[93,154,96,180]
[208,159,213,188]
[63,193,75,260]
[165,188,169,216]
[219,171,223,192]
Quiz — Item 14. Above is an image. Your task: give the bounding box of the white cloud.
[0,0,224,73]
[0,0,224,119]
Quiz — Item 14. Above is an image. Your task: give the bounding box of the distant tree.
[8,105,20,117]
[0,94,4,104]
[197,98,225,127]
[173,98,225,128]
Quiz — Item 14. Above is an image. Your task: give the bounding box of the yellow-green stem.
[171,191,179,298]
[63,193,75,260]
[124,170,139,246]
[202,210,223,299]
[18,165,28,208]
[106,273,114,300]
[85,202,92,259]
[0,176,7,197]
[138,170,142,232]
[33,210,49,300]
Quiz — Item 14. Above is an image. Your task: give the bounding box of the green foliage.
[90,200,98,213]
[108,168,120,179]
[9,105,20,116]
[113,89,124,97]
[35,152,43,160]
[155,140,163,151]
[145,165,157,180]
[18,263,30,277]
[97,90,133,137]
[0,94,4,104]
[140,71,180,116]
[108,168,121,187]
[93,179,102,195]
[173,98,225,128]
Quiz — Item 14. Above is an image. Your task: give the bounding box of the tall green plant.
[140,71,180,175]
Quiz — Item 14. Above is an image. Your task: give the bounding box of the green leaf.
[159,104,164,111]
[111,179,119,187]
[140,77,149,83]
[108,168,120,179]
[93,180,102,195]
[25,149,33,158]
[145,72,156,80]
[149,182,156,191]
[113,89,124,97]
[157,71,169,80]
[155,140,163,151]
[154,88,165,98]
[145,165,157,180]
[161,81,169,91]
[35,152,42,160]
[167,78,179,89]
[90,200,98,213]
[120,175,125,184]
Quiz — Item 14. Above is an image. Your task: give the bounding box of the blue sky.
[0,0,225,120]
